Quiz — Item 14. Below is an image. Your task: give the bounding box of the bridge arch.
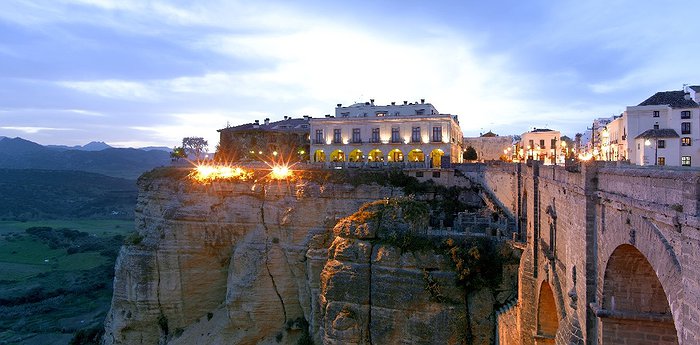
[536,281,558,344]
[600,244,678,344]
[597,214,683,343]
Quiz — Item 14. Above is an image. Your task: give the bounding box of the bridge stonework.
[478,162,700,345]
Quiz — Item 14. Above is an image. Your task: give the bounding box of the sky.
[1,0,700,148]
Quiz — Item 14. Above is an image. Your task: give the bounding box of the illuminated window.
[681,137,692,146]
[376,112,386,117]
[657,157,665,166]
[681,156,691,166]
[412,127,421,142]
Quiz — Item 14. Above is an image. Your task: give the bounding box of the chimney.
[325,114,331,118]
[337,103,342,108]
[370,99,375,106]
[254,120,259,125]
[264,118,270,125]
[421,98,425,104]
[284,116,288,120]
[303,115,310,120]
[391,101,396,105]
[403,101,408,105]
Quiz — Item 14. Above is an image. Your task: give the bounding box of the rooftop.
[634,128,680,139]
[218,117,309,133]
[638,90,699,108]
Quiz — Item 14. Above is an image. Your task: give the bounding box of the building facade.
[624,86,700,167]
[217,116,310,162]
[462,131,514,161]
[309,99,463,168]
[517,128,562,165]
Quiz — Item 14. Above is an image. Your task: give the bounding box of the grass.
[0,220,134,344]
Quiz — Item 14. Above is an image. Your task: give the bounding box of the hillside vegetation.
[0,169,137,221]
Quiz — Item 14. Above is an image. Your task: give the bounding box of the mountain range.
[0,137,174,179]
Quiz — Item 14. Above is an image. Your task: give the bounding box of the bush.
[69,326,104,345]
[124,232,143,245]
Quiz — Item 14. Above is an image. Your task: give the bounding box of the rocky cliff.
[102,168,517,345]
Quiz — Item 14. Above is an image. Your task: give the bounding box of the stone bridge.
[464,162,700,345]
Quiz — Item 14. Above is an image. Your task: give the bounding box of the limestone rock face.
[102,172,514,345]
[102,175,399,345]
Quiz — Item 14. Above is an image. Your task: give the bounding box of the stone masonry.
[476,161,700,345]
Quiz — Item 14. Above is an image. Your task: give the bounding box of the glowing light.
[190,164,251,183]
[273,151,278,157]
[269,164,292,180]
[644,139,652,146]
[578,153,594,161]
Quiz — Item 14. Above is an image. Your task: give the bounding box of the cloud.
[57,79,159,100]
[0,126,75,134]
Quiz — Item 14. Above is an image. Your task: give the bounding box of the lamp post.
[644,138,657,165]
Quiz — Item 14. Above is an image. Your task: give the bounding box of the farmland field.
[0,220,133,345]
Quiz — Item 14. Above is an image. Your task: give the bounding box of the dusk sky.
[1,0,700,148]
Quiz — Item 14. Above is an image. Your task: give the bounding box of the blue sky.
[1,0,699,148]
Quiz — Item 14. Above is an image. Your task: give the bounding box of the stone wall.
[492,161,700,345]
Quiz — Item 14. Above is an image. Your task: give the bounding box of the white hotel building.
[604,86,700,167]
[309,99,464,168]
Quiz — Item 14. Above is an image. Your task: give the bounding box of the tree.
[170,147,186,161]
[182,137,208,159]
[463,146,478,161]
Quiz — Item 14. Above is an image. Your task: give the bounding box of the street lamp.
[644,138,658,165]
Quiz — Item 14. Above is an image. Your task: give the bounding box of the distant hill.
[47,141,113,151]
[0,169,138,220]
[139,146,172,152]
[0,137,172,179]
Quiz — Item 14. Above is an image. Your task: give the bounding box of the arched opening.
[408,149,425,162]
[388,149,404,162]
[368,149,383,162]
[601,244,678,345]
[536,282,558,344]
[314,150,325,162]
[430,149,444,168]
[330,149,345,162]
[349,149,363,162]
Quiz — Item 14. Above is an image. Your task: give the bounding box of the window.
[653,111,660,117]
[376,112,386,117]
[333,128,341,143]
[391,128,400,143]
[415,171,424,178]
[657,157,665,166]
[682,122,691,134]
[681,111,691,119]
[432,171,441,178]
[657,139,665,148]
[412,127,421,142]
[682,137,692,146]
[352,128,361,143]
[341,112,350,117]
[371,128,380,143]
[528,140,534,148]
[539,139,545,149]
[315,129,323,144]
[550,139,556,150]
[681,156,691,166]
[416,109,425,115]
[432,126,442,142]
[653,122,659,129]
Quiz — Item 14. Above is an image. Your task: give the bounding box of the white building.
[309,99,463,168]
[518,128,562,165]
[625,86,700,167]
